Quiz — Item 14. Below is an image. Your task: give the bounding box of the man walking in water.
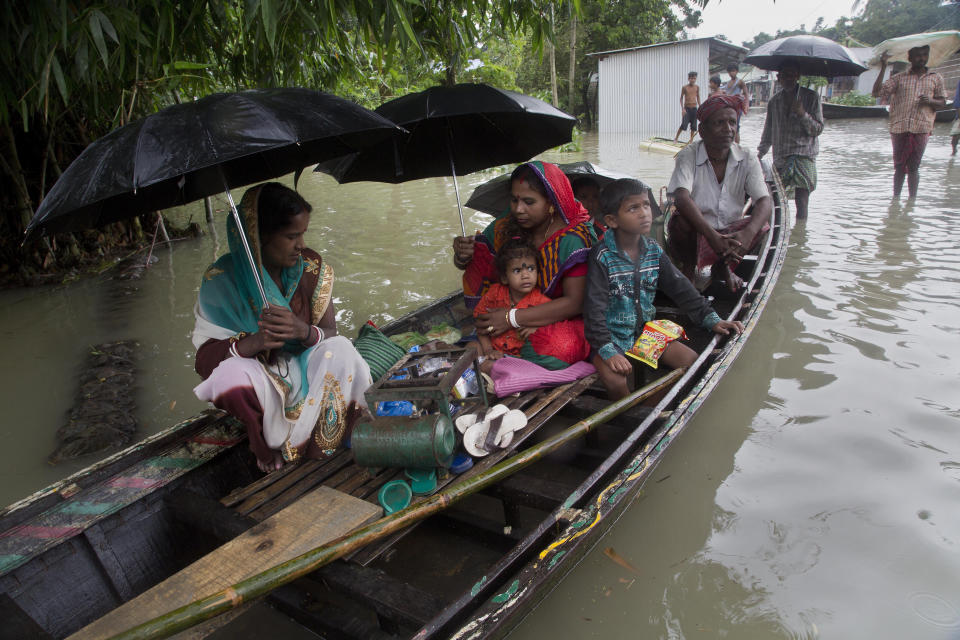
[757,63,823,220]
[673,71,701,143]
[872,45,946,198]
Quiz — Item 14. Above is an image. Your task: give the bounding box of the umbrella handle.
[222,179,270,309]
[446,125,466,237]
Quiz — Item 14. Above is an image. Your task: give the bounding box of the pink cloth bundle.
[489,356,596,396]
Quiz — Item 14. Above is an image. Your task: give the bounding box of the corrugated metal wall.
[597,40,711,136]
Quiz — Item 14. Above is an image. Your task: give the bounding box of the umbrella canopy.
[868,31,960,69]
[315,83,576,234]
[464,161,637,216]
[744,35,868,77]
[317,84,576,183]
[25,88,405,241]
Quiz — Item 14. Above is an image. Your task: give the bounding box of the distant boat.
[639,137,689,155]
[935,102,957,123]
[823,100,956,122]
[822,102,888,119]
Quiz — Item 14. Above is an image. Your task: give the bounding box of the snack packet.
[625,320,687,369]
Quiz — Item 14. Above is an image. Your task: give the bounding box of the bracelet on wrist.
[508,308,521,329]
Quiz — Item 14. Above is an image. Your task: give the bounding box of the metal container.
[352,414,455,469]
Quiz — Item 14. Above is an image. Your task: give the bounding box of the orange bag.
[625,320,687,369]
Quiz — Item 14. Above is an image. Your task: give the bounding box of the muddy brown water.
[1,109,958,638]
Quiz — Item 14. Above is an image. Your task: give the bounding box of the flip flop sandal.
[463,418,514,457]
[455,403,508,434]
[500,409,527,433]
[455,413,479,434]
[480,371,496,395]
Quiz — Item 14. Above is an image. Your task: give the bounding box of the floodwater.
[2,109,959,638]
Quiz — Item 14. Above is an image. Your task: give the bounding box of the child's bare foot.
[257,451,284,473]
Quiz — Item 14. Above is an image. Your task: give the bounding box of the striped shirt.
[757,86,823,162]
[879,69,946,134]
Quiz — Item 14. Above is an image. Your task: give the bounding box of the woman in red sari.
[452,161,596,348]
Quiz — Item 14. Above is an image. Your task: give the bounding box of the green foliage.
[741,0,958,52]
[512,0,703,119]
[801,75,828,89]
[830,91,876,106]
[555,125,583,152]
[0,0,564,276]
[849,0,958,45]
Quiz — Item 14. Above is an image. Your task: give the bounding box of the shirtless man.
[724,62,749,143]
[673,71,701,143]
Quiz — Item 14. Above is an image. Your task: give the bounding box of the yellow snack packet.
[625,319,687,368]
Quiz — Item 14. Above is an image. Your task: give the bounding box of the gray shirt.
[667,140,769,230]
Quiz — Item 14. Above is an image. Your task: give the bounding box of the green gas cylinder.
[352,414,455,468]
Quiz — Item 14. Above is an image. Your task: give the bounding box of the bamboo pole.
[106,368,685,640]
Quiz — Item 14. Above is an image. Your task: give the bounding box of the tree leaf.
[89,11,109,69]
[260,0,277,52]
[75,39,89,78]
[603,547,640,574]
[92,8,118,44]
[51,55,69,102]
[391,0,420,49]
[173,61,211,70]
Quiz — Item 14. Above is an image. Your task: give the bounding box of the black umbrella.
[744,35,867,77]
[465,161,635,216]
[315,83,577,235]
[25,88,404,305]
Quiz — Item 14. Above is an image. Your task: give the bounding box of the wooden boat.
[0,174,790,640]
[823,100,956,122]
[935,103,956,123]
[638,136,688,156]
[822,101,888,119]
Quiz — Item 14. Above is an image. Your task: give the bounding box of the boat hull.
[822,102,888,119]
[0,173,790,639]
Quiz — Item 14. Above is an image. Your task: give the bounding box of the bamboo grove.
[1,0,707,284]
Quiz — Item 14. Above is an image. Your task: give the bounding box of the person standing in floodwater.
[950,79,959,156]
[757,62,823,220]
[872,45,946,198]
[724,62,749,143]
[674,71,701,144]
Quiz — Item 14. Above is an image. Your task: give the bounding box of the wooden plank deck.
[69,486,381,640]
[215,372,599,572]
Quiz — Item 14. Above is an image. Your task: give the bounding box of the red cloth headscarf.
[463,161,595,307]
[698,94,743,123]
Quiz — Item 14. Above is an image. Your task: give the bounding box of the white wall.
[597,40,711,136]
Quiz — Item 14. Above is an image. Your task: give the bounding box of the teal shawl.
[196,184,311,407]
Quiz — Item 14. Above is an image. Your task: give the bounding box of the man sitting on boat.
[192,183,372,473]
[666,94,772,292]
[452,161,596,342]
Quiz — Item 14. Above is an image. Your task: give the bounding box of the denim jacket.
[584,231,720,360]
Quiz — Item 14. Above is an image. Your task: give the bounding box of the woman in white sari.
[193,183,371,472]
